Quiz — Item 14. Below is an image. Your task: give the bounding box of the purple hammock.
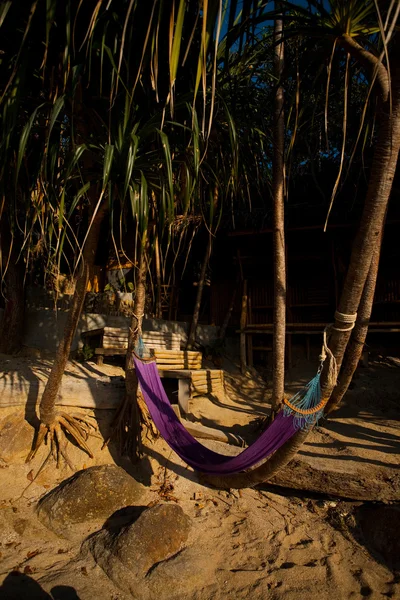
[134,357,297,475]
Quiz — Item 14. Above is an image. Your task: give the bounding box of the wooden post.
[178,378,191,415]
[240,280,248,374]
[247,334,253,367]
[218,272,240,341]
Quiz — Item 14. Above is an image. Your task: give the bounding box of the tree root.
[26,412,97,469]
[105,390,158,460]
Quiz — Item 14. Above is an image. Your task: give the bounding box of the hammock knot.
[321,325,338,390]
[131,313,146,357]
[333,310,357,332]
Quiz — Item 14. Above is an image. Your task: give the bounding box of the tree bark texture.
[338,34,389,101]
[186,231,212,350]
[271,3,286,413]
[326,228,383,412]
[323,50,400,404]
[124,241,148,461]
[39,201,108,426]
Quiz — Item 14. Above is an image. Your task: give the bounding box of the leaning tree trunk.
[203,43,400,490]
[326,228,383,413]
[0,226,25,354]
[39,201,108,427]
[114,238,148,461]
[271,1,286,414]
[200,427,310,490]
[323,52,400,408]
[186,231,212,350]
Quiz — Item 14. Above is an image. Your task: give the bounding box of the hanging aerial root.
[102,394,129,450]
[26,412,96,468]
[104,393,142,460]
[105,390,157,460]
[137,392,159,441]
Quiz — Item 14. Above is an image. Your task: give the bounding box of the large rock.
[86,503,191,598]
[37,464,144,537]
[0,412,35,463]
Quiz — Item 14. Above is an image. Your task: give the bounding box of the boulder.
[86,503,191,598]
[37,464,144,537]
[0,412,34,463]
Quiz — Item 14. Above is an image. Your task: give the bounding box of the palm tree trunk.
[271,2,286,414]
[186,231,212,350]
[326,229,383,413]
[39,201,107,426]
[323,56,400,406]
[121,239,148,461]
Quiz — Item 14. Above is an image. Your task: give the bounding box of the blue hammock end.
[282,372,326,431]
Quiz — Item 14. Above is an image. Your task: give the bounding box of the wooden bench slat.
[102,327,180,338]
[153,350,198,358]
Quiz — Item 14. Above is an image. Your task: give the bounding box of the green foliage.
[0,0,397,301]
[104,279,134,293]
[0,0,274,293]
[76,344,94,363]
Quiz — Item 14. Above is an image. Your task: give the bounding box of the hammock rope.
[132,312,145,357]
[333,310,357,332]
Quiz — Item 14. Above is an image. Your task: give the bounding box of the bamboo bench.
[82,327,182,366]
[81,326,224,414]
[190,369,224,397]
[159,369,225,414]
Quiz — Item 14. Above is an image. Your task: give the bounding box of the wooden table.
[158,369,191,415]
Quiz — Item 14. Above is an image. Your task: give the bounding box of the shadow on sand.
[0,571,80,599]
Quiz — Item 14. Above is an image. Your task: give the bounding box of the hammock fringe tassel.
[282,372,327,430]
[283,322,339,430]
